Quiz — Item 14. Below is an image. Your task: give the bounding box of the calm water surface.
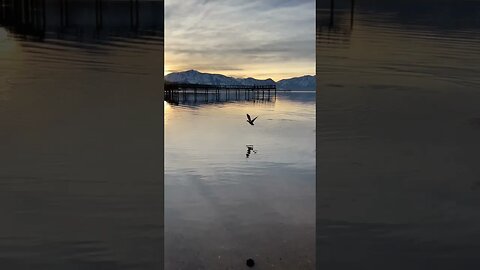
[0,1,163,269]
[165,92,315,269]
[317,0,480,268]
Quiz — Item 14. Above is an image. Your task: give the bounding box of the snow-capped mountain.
[165,70,275,86]
[165,70,316,91]
[276,75,316,91]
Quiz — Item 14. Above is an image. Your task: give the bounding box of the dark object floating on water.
[246,114,258,125]
[246,258,255,267]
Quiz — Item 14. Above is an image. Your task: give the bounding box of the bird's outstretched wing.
[251,116,258,123]
[246,114,252,121]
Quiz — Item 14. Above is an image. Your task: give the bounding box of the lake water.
[0,1,164,269]
[165,92,316,269]
[317,0,480,268]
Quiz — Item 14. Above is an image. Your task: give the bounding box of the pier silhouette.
[0,0,163,39]
[317,0,356,47]
[315,0,355,34]
[328,0,355,29]
[164,82,276,105]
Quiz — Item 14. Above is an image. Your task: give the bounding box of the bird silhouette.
[246,114,258,126]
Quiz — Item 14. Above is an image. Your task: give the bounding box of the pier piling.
[165,82,276,105]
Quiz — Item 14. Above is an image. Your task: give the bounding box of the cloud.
[165,0,315,80]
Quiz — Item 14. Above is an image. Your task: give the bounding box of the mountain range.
[165,70,316,91]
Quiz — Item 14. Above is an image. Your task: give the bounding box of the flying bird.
[246,114,258,126]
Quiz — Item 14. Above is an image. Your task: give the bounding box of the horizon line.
[164,69,315,81]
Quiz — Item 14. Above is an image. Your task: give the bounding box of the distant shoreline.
[165,70,316,91]
[277,90,316,93]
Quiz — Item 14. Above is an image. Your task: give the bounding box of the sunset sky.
[165,0,315,81]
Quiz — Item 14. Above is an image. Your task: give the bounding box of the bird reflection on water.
[245,144,257,158]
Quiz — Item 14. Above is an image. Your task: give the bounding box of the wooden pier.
[165,82,276,105]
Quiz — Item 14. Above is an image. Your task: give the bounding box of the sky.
[165,0,315,81]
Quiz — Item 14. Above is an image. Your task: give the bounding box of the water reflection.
[0,1,163,269]
[245,145,257,158]
[317,0,480,268]
[165,92,315,269]
[0,0,163,40]
[165,91,276,106]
